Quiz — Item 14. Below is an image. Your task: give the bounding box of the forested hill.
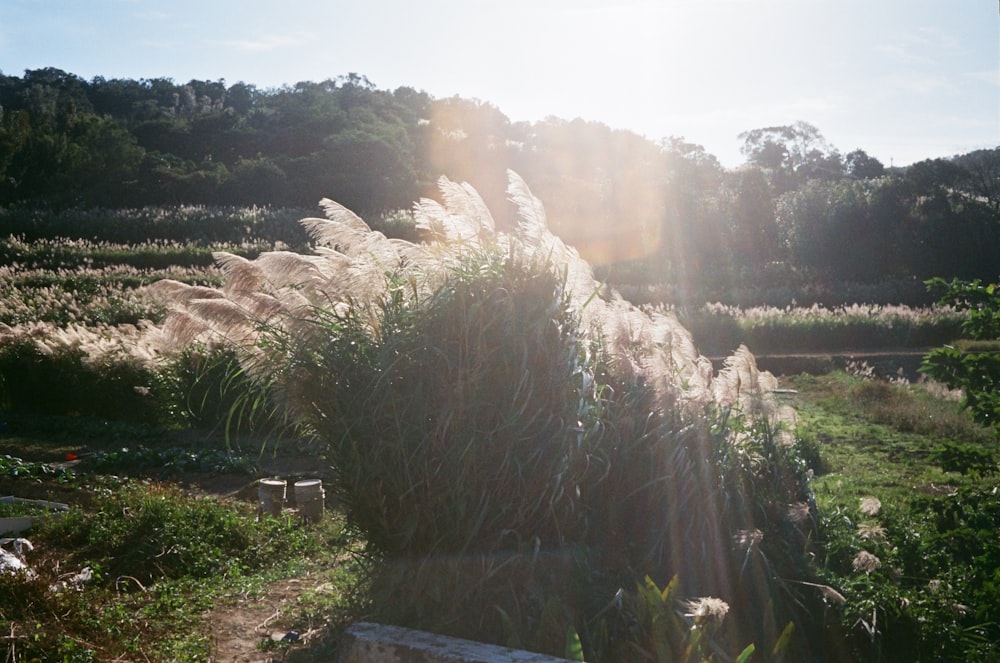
[1,67,998,298]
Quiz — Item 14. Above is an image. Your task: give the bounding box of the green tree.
[953,147,1000,213]
[844,148,885,179]
[738,121,841,190]
[775,178,909,282]
[905,158,1000,280]
[655,136,730,294]
[726,167,780,275]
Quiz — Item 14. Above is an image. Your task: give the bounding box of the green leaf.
[772,621,795,656]
[737,643,757,663]
[565,626,585,661]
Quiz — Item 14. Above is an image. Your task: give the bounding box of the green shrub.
[157,175,824,661]
[817,487,1000,661]
[932,441,997,476]
[921,277,1000,429]
[43,482,312,583]
[2,480,330,662]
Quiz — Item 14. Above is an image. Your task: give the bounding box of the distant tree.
[657,136,729,290]
[738,121,841,190]
[739,121,823,170]
[844,148,886,179]
[225,82,259,116]
[319,117,418,214]
[901,157,1000,280]
[953,147,1000,213]
[905,157,968,194]
[0,109,144,205]
[776,178,902,281]
[726,167,780,275]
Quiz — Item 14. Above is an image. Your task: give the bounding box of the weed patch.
[781,371,1000,660]
[1,477,355,662]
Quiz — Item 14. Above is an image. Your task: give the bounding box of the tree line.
[1,67,997,300]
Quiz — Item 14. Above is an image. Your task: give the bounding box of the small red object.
[65,453,78,461]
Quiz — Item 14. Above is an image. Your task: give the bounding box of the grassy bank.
[778,371,1000,660]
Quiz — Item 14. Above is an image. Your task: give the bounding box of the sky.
[1,0,997,167]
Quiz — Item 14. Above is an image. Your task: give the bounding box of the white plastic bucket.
[258,479,286,517]
[294,479,325,522]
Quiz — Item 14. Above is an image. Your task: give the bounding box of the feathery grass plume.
[213,251,269,296]
[786,501,812,524]
[159,310,213,351]
[857,521,887,543]
[144,279,225,305]
[819,584,848,605]
[183,299,260,344]
[852,550,882,574]
[250,251,327,290]
[507,169,548,249]
[684,596,730,622]
[303,216,396,263]
[318,197,372,233]
[713,344,778,418]
[437,176,496,238]
[733,528,764,552]
[142,173,821,661]
[859,496,882,516]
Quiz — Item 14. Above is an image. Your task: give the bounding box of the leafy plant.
[1,479,349,662]
[149,175,828,661]
[932,441,996,476]
[0,453,75,482]
[89,444,255,477]
[921,277,1000,429]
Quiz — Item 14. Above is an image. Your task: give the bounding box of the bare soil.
[192,460,342,662]
[207,572,323,663]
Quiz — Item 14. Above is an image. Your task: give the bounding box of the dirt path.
[208,574,318,662]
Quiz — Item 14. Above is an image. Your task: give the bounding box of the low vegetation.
[0,190,996,661]
[1,461,361,661]
[783,370,999,660]
[679,302,965,356]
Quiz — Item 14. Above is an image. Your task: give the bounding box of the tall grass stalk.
[149,172,823,660]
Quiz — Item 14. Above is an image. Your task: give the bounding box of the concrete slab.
[337,622,581,663]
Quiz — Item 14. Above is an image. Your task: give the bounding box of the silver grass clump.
[148,172,779,417]
[0,320,161,367]
[414,176,495,246]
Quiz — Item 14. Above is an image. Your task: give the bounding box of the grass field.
[1,205,996,661]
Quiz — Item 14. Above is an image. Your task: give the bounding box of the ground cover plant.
[780,370,1000,661]
[0,467,360,662]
